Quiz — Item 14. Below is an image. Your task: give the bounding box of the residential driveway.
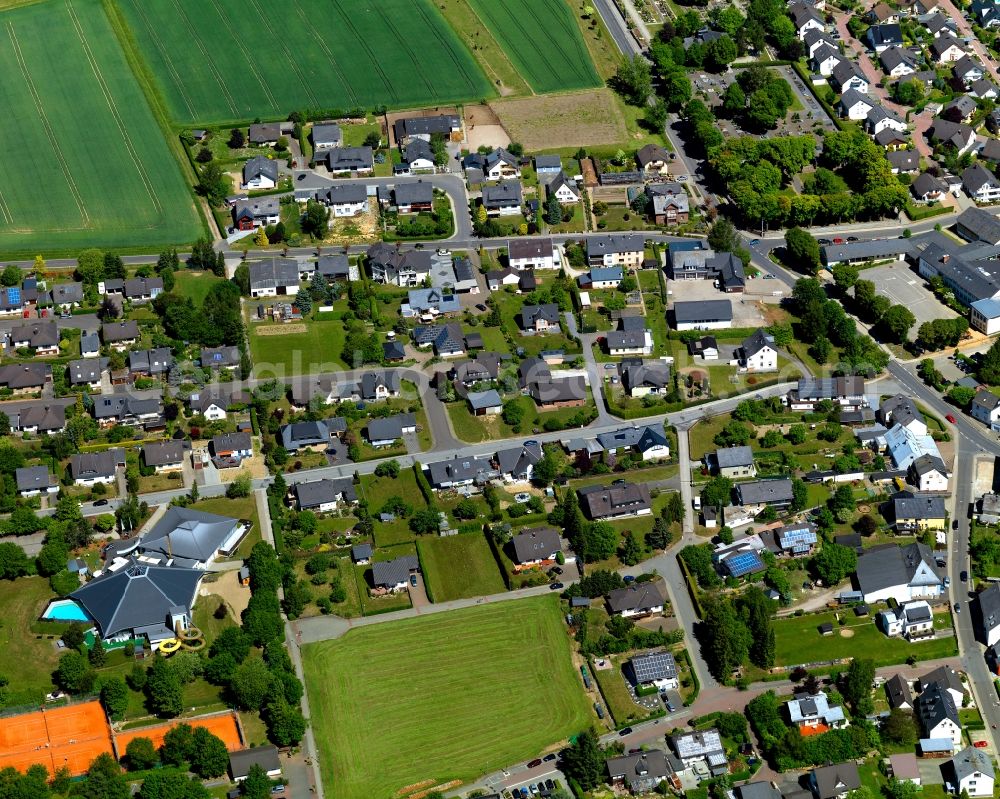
[402,430,422,454]
[325,439,353,467]
[408,574,431,610]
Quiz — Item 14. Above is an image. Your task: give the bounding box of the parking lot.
[862,262,959,336]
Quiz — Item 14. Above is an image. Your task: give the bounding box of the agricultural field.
[117,0,493,125]
[492,89,628,151]
[0,0,201,254]
[302,596,591,799]
[460,0,601,94]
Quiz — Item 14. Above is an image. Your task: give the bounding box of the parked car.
[409,574,417,587]
[818,237,832,245]
[527,759,542,768]
[475,303,488,312]
[545,779,555,790]
[749,239,760,245]
[975,740,989,748]
[93,499,109,506]
[624,575,636,584]
[619,727,633,736]
[543,753,557,762]
[962,570,968,581]
[550,566,563,575]
[549,582,564,590]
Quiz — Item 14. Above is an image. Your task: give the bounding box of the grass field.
[118,0,493,125]
[0,0,201,254]
[460,0,600,94]
[249,319,349,375]
[173,270,224,305]
[417,533,506,601]
[302,596,590,799]
[0,576,62,706]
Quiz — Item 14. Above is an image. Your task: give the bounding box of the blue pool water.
[43,599,89,622]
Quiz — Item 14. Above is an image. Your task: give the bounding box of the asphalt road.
[591,0,643,56]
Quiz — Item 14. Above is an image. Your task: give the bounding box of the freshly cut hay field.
[117,0,493,125]
[0,0,200,254]
[492,89,628,150]
[302,596,590,799]
[461,0,601,94]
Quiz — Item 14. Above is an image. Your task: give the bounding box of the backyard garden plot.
[0,0,200,254]
[117,0,493,125]
[302,595,590,799]
[461,0,601,94]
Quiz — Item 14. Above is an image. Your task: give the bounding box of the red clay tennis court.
[115,711,243,753]
[0,701,114,776]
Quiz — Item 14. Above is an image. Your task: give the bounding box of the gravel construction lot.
[863,262,958,334]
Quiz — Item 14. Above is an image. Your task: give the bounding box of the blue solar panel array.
[6,287,20,305]
[724,550,765,578]
[780,527,818,551]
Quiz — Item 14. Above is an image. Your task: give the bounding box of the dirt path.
[200,568,251,618]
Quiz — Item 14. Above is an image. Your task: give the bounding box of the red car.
[946,414,957,424]
[832,237,845,244]
[974,740,988,748]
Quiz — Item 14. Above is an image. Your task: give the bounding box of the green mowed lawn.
[773,610,957,667]
[302,595,590,799]
[172,270,224,305]
[417,533,506,601]
[0,576,62,705]
[118,0,493,125]
[0,0,201,254]
[249,319,348,374]
[461,0,601,93]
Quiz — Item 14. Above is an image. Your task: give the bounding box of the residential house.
[606,750,672,794]
[866,23,904,51]
[832,60,871,93]
[595,423,671,462]
[211,432,253,465]
[80,332,99,358]
[4,400,66,434]
[888,149,921,174]
[811,763,862,799]
[891,488,946,530]
[233,196,280,230]
[840,89,875,120]
[403,287,460,318]
[46,282,84,311]
[787,691,848,733]
[791,2,825,37]
[579,482,652,520]
[979,492,1000,524]
[630,650,679,690]
[618,359,671,397]
[519,303,561,334]
[668,241,746,291]
[510,527,562,568]
[481,148,521,180]
[815,43,846,76]
[880,394,927,434]
[711,446,756,478]
[867,104,908,134]
[70,448,125,486]
[10,321,59,356]
[547,171,581,205]
[451,353,502,387]
[351,543,373,565]
[868,2,900,23]
[951,747,995,797]
[875,128,910,149]
[855,542,944,602]
[403,139,435,172]
[189,389,249,421]
[366,413,416,447]
[93,393,162,428]
[931,33,967,62]
[734,478,794,508]
[323,146,373,175]
[241,156,278,190]
[879,599,935,639]
[976,583,1000,647]
[672,729,728,775]
[508,238,559,270]
[392,181,434,214]
[370,555,419,594]
[917,683,963,746]
[886,674,915,709]
[955,55,986,85]
[672,299,733,331]
[647,183,690,225]
[494,441,542,482]
[411,323,467,357]
[466,389,502,415]
[608,581,666,618]
[68,358,105,391]
[248,258,300,298]
[248,123,280,145]
[737,329,778,372]
[606,317,653,356]
[367,243,432,286]
[311,123,342,150]
[142,441,187,473]
[393,114,461,144]
[481,181,522,216]
[636,143,672,175]
[359,371,400,401]
[587,234,645,267]
[971,78,999,99]
[971,0,1000,26]
[534,155,562,175]
[316,184,368,217]
[912,172,948,202]
[787,376,867,410]
[928,119,977,154]
[768,521,819,558]
[129,348,173,378]
[293,478,358,512]
[518,358,586,408]
[15,465,58,497]
[963,163,1000,203]
[425,454,497,489]
[955,205,1000,243]
[920,666,966,707]
[881,46,918,76]
[0,363,51,393]
[200,346,241,371]
[688,336,719,360]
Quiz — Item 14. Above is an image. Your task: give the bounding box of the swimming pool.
[42,599,90,622]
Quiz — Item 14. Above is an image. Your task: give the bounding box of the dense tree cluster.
[699,588,774,678]
[152,280,244,348]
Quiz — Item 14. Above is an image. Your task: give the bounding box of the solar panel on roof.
[724,551,765,577]
[6,287,19,304]
[780,528,818,548]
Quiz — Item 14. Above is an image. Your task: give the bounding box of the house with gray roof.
[248,123,281,145]
[951,747,995,796]
[425,454,498,488]
[587,234,645,267]
[70,448,126,486]
[139,506,245,566]
[249,258,300,298]
[671,729,727,774]
[366,413,416,447]
[519,303,561,333]
[142,440,187,472]
[855,542,944,603]
[280,420,331,452]
[712,446,756,478]
[311,123,342,150]
[629,650,678,689]
[466,388,502,415]
[963,163,1000,203]
[200,346,241,370]
[129,347,173,377]
[920,664,967,707]
[510,527,562,566]
[68,358,106,390]
[15,465,57,497]
[392,181,434,213]
[293,478,357,512]
[975,583,1000,647]
[242,156,278,190]
[367,242,433,286]
[618,359,671,397]
[672,300,733,331]
[371,555,420,593]
[811,763,861,799]
[233,195,280,230]
[71,560,203,647]
[885,673,914,709]
[606,749,672,794]
[93,393,163,428]
[495,440,542,482]
[481,181,522,216]
[734,478,793,508]
[0,363,51,393]
[580,482,652,520]
[324,146,373,174]
[229,746,282,782]
[46,282,84,309]
[101,320,139,349]
[916,682,962,746]
[351,543,373,564]
[608,581,666,617]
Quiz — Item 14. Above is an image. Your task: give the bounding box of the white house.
[972,299,1000,336]
[814,44,844,76]
[242,156,278,190]
[855,542,944,603]
[547,172,581,204]
[963,163,1000,203]
[320,184,369,218]
[508,238,559,271]
[878,600,934,639]
[629,650,679,691]
[917,684,963,747]
[952,748,995,798]
[737,329,778,372]
[840,89,875,120]
[972,388,1000,429]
